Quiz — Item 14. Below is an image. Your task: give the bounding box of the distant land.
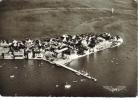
[0,0,137,40]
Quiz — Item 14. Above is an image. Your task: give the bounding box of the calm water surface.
[0,38,137,96]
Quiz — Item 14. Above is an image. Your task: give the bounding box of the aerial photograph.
[0,0,137,97]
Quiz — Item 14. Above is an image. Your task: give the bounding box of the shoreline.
[0,33,123,82]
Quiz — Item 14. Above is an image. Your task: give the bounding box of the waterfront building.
[13,49,25,59]
[33,51,44,59]
[3,52,13,59]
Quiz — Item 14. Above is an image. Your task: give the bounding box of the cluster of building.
[0,33,122,61]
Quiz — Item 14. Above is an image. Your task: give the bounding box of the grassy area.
[0,0,137,40]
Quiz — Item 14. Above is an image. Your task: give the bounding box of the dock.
[43,58,97,82]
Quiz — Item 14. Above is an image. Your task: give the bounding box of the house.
[13,49,25,59]
[3,52,13,59]
[0,40,9,47]
[33,51,44,59]
[54,47,68,58]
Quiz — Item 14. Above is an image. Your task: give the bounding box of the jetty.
[43,58,97,82]
[56,62,97,82]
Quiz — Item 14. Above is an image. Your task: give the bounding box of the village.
[0,32,123,62]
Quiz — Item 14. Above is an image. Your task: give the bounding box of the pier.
[56,63,97,82]
[43,58,97,82]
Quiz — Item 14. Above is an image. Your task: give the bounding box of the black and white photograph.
[0,0,137,97]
